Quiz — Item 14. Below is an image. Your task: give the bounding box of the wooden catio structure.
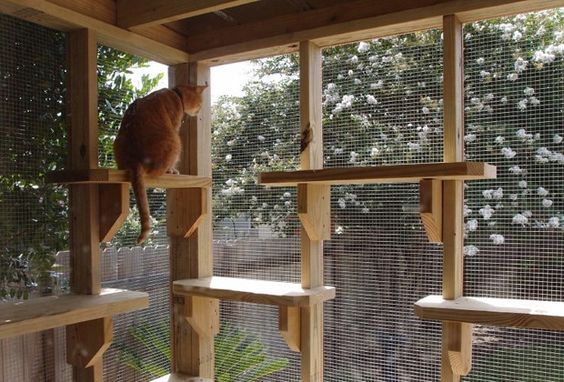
[0,0,563,381]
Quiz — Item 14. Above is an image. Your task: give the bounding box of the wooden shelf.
[173,277,335,306]
[0,288,149,339]
[415,295,564,330]
[46,169,211,188]
[151,374,211,382]
[259,162,496,186]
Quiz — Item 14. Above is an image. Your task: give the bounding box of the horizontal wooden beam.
[117,0,258,29]
[187,0,564,65]
[0,0,189,64]
[173,277,336,307]
[260,162,496,187]
[415,295,564,330]
[0,288,148,339]
[46,169,211,188]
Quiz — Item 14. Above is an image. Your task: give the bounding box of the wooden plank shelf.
[259,162,496,186]
[415,295,564,331]
[151,374,211,382]
[173,277,336,306]
[0,288,149,339]
[46,169,211,188]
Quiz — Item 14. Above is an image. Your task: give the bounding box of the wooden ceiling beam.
[187,0,564,65]
[117,0,258,29]
[0,0,190,65]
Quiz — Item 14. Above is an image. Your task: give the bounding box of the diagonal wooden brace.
[443,321,473,377]
[167,188,208,238]
[99,183,129,243]
[179,295,219,338]
[279,305,300,352]
[66,317,113,368]
[419,179,443,243]
[298,184,331,241]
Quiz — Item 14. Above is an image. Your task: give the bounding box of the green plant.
[119,321,288,381]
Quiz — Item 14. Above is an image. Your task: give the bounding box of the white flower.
[501,147,516,158]
[370,147,379,157]
[349,151,358,163]
[284,201,291,207]
[514,57,528,73]
[547,217,560,228]
[495,136,505,144]
[463,205,472,217]
[334,148,343,154]
[485,93,495,101]
[257,135,265,141]
[483,189,494,199]
[489,234,505,244]
[422,106,430,114]
[553,134,562,144]
[508,165,523,174]
[509,194,518,201]
[492,188,503,199]
[500,96,508,104]
[523,210,533,218]
[370,80,384,89]
[480,70,491,78]
[523,87,535,96]
[464,245,480,257]
[512,31,523,41]
[464,133,477,142]
[362,207,370,214]
[366,95,378,105]
[225,178,236,186]
[543,199,553,208]
[225,154,232,162]
[466,219,478,231]
[476,57,485,64]
[529,97,540,106]
[486,233,504,245]
[350,55,359,64]
[283,192,291,198]
[517,99,528,110]
[335,226,344,235]
[512,213,528,225]
[348,69,354,76]
[507,73,519,81]
[518,180,528,188]
[533,50,555,64]
[515,128,531,139]
[357,41,370,53]
[338,198,346,209]
[354,78,362,85]
[227,139,236,146]
[407,142,420,151]
[537,187,549,196]
[479,205,494,220]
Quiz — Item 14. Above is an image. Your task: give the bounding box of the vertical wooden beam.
[441,15,472,381]
[167,63,215,378]
[299,41,327,382]
[66,28,107,382]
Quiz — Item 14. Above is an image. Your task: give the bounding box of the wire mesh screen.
[462,10,564,382]
[322,31,444,381]
[212,56,302,381]
[0,14,68,381]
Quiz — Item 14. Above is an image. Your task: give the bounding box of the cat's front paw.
[167,168,180,174]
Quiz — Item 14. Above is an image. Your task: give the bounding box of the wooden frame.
[2,1,564,381]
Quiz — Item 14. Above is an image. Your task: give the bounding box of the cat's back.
[121,88,183,130]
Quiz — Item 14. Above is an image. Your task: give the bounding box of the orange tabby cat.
[114,85,207,244]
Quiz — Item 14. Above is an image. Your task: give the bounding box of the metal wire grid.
[321,31,445,381]
[322,31,444,168]
[212,55,302,381]
[462,10,564,382]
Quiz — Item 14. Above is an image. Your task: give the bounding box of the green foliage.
[119,321,288,381]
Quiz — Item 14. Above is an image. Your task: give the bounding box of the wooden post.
[441,15,472,381]
[66,28,111,382]
[299,41,329,382]
[167,63,216,378]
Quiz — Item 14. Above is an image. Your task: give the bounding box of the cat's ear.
[196,83,208,94]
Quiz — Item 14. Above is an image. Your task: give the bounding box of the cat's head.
[175,84,208,116]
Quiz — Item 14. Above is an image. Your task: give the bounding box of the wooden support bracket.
[167,188,208,238]
[279,305,300,352]
[99,183,129,242]
[419,179,442,243]
[66,317,113,368]
[444,321,473,376]
[180,296,219,338]
[298,184,331,241]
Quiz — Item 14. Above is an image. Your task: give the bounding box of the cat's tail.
[130,164,151,244]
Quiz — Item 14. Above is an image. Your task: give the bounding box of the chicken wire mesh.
[462,10,564,382]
